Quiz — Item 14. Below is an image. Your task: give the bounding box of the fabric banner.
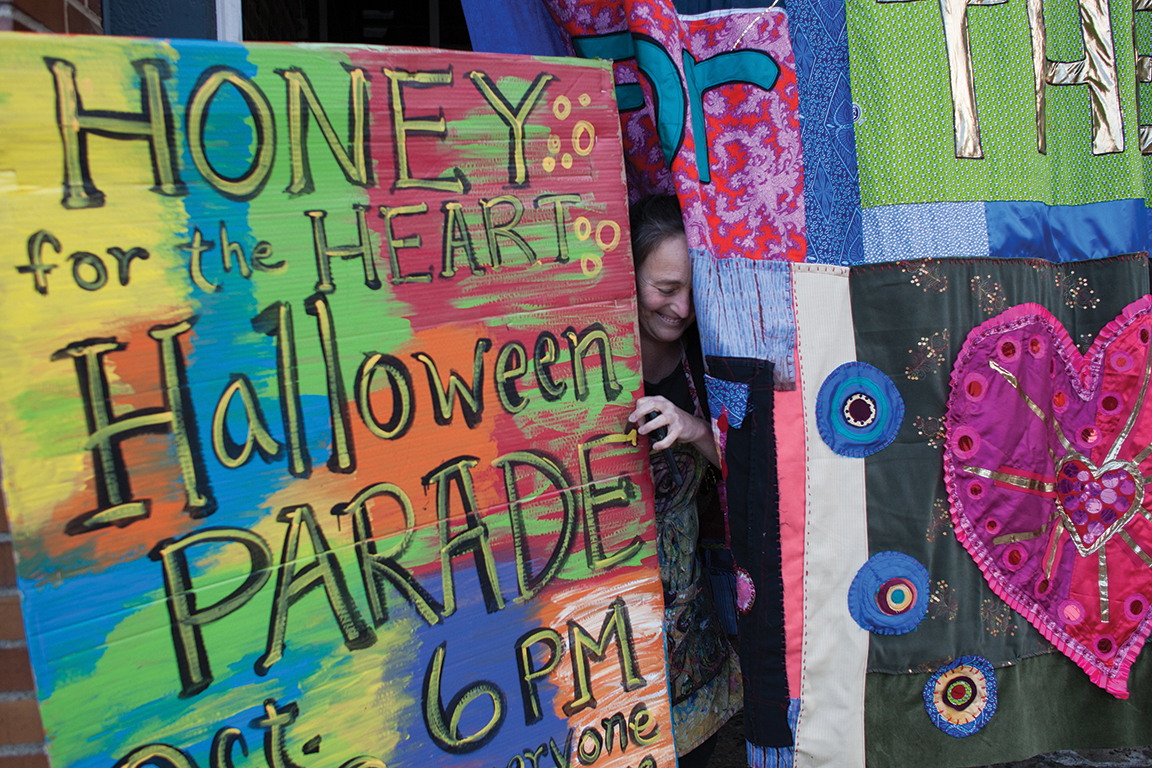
[788,263,868,768]
[540,0,809,386]
[0,33,677,768]
[848,255,1152,766]
[847,0,1152,262]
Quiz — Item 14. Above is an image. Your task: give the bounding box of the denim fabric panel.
[692,250,796,389]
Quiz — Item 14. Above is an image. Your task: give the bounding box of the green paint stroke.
[41,556,419,766]
[243,45,412,399]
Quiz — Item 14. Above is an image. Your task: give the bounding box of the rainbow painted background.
[0,33,674,768]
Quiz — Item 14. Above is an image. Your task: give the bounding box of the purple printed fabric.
[543,0,809,263]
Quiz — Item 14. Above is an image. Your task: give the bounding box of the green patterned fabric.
[847,0,1145,207]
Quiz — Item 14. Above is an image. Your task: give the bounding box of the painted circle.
[578,92,591,106]
[542,156,555,172]
[573,216,592,241]
[816,363,905,458]
[580,253,603,278]
[848,551,929,635]
[571,120,595,155]
[552,95,571,120]
[924,656,997,737]
[547,134,562,154]
[595,220,621,253]
[561,153,573,169]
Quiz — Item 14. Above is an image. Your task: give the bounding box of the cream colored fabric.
[791,264,868,768]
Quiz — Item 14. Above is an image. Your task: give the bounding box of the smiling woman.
[637,226,695,358]
[626,195,741,768]
[629,195,716,467]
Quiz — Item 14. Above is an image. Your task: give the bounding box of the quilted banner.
[0,33,677,768]
[847,255,1152,766]
[847,0,1152,262]
[945,298,1152,698]
[540,0,808,387]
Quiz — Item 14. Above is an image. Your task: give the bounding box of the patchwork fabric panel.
[786,0,866,265]
[545,0,809,263]
[867,650,1152,766]
[691,252,796,388]
[851,254,1152,766]
[945,300,1152,697]
[706,356,792,750]
[861,203,990,264]
[848,0,1144,207]
[847,0,1152,262]
[788,263,869,768]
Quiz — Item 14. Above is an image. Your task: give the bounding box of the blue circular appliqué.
[815,362,904,457]
[923,655,997,737]
[848,551,929,635]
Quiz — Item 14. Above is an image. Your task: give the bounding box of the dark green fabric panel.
[865,649,1152,768]
[849,254,1150,674]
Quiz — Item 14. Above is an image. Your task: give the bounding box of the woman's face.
[636,234,694,345]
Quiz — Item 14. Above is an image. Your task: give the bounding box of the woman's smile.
[636,234,694,346]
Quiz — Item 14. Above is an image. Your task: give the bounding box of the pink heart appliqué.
[945,299,1152,698]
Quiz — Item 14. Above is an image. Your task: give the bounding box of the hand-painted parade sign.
[0,33,674,768]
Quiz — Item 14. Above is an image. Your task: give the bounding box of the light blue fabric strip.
[862,201,990,263]
[690,250,796,389]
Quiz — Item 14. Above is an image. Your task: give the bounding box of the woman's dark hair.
[629,195,685,268]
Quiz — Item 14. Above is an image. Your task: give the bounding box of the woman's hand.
[628,395,720,468]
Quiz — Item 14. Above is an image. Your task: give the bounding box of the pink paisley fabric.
[945,299,1152,698]
[543,0,808,261]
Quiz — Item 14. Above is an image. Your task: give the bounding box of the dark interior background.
[242,0,472,49]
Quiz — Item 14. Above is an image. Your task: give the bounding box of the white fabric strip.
[791,263,868,768]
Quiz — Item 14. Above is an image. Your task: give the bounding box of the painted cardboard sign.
[0,34,674,768]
